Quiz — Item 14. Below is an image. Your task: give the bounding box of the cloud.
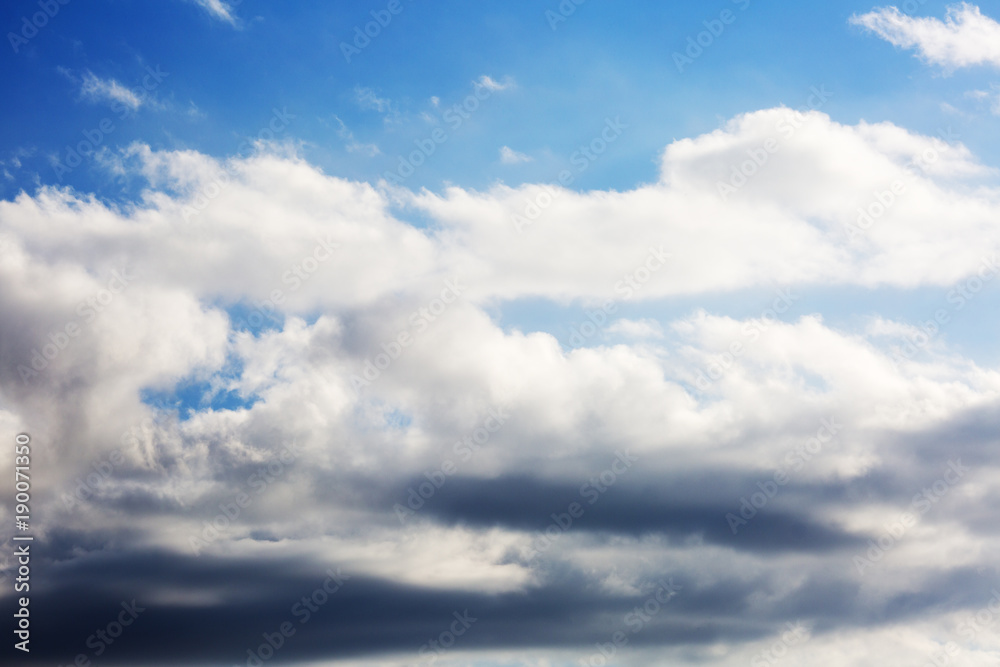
[0,147,33,182]
[606,318,664,339]
[189,0,239,25]
[4,107,1000,664]
[851,3,1000,69]
[354,86,399,123]
[476,74,515,92]
[499,146,533,164]
[354,87,393,113]
[185,100,206,119]
[80,71,144,110]
[965,86,1000,114]
[332,115,381,156]
[408,108,994,302]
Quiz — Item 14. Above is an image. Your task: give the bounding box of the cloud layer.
[3,106,1000,666]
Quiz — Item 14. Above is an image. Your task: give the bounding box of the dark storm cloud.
[904,403,1000,460]
[387,472,866,553]
[4,548,998,666]
[0,549,743,665]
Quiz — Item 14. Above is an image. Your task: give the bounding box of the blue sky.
[3,0,998,196]
[3,0,999,362]
[4,1,1000,666]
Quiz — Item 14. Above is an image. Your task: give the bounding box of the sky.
[2,0,1000,665]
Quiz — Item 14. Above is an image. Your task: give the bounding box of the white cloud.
[499,146,533,164]
[189,0,238,25]
[6,108,1000,663]
[476,75,515,92]
[407,108,996,303]
[11,107,1000,309]
[851,3,1000,69]
[80,71,143,110]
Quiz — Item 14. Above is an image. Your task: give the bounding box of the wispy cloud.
[354,87,392,113]
[80,71,143,110]
[186,100,206,119]
[0,147,33,181]
[189,0,239,26]
[332,115,381,156]
[851,3,1000,69]
[476,74,515,91]
[354,86,399,123]
[965,86,1000,114]
[499,146,533,164]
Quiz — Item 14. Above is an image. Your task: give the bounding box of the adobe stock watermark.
[394,406,510,523]
[845,127,959,242]
[566,246,671,349]
[188,445,297,554]
[524,450,638,561]
[922,641,963,667]
[692,287,797,391]
[852,460,968,575]
[181,107,296,222]
[673,0,751,73]
[717,85,834,200]
[581,578,682,667]
[60,447,126,509]
[60,416,193,511]
[350,277,465,393]
[546,0,588,30]
[18,267,134,383]
[383,77,512,186]
[417,610,478,666]
[340,0,411,64]
[915,587,1000,667]
[8,0,71,54]
[952,588,1000,646]
[889,253,998,369]
[237,568,349,667]
[231,235,340,336]
[57,600,145,667]
[511,116,628,233]
[726,418,841,534]
[750,621,810,667]
[53,66,169,180]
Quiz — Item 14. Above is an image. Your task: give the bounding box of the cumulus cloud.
[4,108,1000,665]
[851,3,1000,69]
[406,108,996,303]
